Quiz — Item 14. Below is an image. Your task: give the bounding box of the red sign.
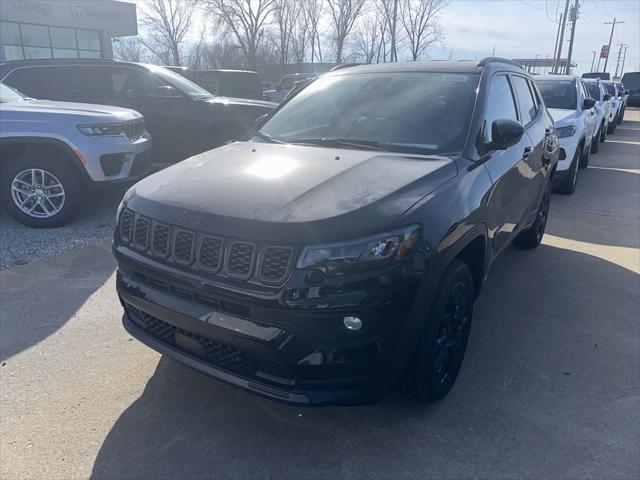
[600,45,609,59]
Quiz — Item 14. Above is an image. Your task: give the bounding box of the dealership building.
[0,0,137,62]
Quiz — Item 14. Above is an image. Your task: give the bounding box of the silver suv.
[0,83,151,227]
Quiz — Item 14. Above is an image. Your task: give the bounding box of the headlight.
[556,125,576,138]
[297,225,420,276]
[78,124,124,136]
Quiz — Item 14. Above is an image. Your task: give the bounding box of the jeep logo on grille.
[178,211,202,228]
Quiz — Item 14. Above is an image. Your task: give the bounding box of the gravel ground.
[0,185,128,270]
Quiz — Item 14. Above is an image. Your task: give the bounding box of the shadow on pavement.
[0,243,115,362]
[91,243,639,479]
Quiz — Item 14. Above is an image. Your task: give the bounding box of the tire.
[555,147,580,195]
[579,139,591,168]
[600,122,607,142]
[590,129,600,154]
[608,118,616,134]
[514,180,551,249]
[0,149,83,227]
[407,259,474,403]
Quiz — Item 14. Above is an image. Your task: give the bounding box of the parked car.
[0,83,151,227]
[283,76,319,102]
[536,75,596,194]
[621,71,640,107]
[114,58,558,406]
[602,80,622,132]
[616,82,628,119]
[583,78,611,152]
[263,73,318,103]
[582,72,611,80]
[0,59,276,165]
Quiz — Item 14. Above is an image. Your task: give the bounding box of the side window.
[483,74,518,143]
[108,67,161,99]
[510,75,537,125]
[3,66,105,103]
[528,79,541,110]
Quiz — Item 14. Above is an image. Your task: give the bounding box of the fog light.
[343,316,362,331]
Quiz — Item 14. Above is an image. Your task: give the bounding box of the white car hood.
[548,108,577,126]
[1,99,142,123]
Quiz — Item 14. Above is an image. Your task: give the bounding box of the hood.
[127,142,457,243]
[0,99,142,123]
[204,96,277,109]
[547,108,577,126]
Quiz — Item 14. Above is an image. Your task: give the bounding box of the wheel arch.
[0,136,90,185]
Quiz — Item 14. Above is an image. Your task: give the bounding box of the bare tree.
[352,9,386,63]
[326,0,368,64]
[205,0,276,70]
[400,0,449,61]
[290,2,312,64]
[113,36,148,63]
[304,0,324,63]
[377,0,399,62]
[273,0,302,73]
[139,0,197,65]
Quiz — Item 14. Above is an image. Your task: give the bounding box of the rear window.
[622,73,640,90]
[536,80,577,110]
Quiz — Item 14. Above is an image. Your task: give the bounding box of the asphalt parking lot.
[1,110,639,479]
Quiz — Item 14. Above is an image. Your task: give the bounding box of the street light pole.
[603,18,624,72]
[590,51,596,72]
[553,0,571,74]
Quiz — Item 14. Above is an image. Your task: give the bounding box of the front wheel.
[555,148,580,195]
[0,150,83,227]
[590,129,600,153]
[407,260,474,403]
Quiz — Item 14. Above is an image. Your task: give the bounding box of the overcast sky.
[432,0,639,75]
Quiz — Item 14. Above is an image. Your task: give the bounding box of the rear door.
[482,74,534,260]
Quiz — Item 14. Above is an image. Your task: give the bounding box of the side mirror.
[489,119,524,150]
[582,98,596,109]
[603,93,611,101]
[156,85,180,98]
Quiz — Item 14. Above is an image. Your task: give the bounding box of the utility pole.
[590,51,596,72]
[553,0,571,73]
[614,43,626,79]
[603,18,624,72]
[565,0,579,75]
[620,45,629,77]
[552,12,563,72]
[492,44,496,56]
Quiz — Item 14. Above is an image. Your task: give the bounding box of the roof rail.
[478,57,523,68]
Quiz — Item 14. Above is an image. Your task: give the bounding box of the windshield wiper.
[253,131,283,144]
[286,138,388,151]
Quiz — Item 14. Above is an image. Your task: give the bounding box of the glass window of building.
[1,22,102,60]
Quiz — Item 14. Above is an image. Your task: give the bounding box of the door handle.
[523,147,532,158]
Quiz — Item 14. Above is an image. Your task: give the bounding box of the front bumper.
[75,133,152,183]
[115,248,421,405]
[555,133,581,173]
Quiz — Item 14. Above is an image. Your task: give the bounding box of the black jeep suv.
[0,59,276,164]
[114,58,559,405]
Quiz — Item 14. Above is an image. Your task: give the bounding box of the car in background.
[583,78,611,152]
[179,69,266,101]
[114,58,558,406]
[621,72,640,107]
[263,73,318,103]
[602,80,622,132]
[582,72,611,81]
[535,75,596,194]
[0,59,276,165]
[0,83,151,227]
[616,82,628,119]
[283,76,319,102]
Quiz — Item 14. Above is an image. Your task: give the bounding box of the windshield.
[585,83,601,100]
[0,83,27,103]
[604,83,617,96]
[257,72,480,155]
[536,80,577,110]
[148,65,212,98]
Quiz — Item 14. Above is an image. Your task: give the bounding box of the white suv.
[535,75,596,195]
[602,81,621,133]
[0,84,151,227]
[583,78,611,153]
